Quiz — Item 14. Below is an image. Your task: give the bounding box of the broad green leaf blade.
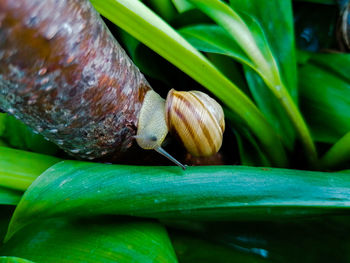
[0,206,15,245]
[7,161,350,240]
[230,0,297,100]
[119,31,183,87]
[310,53,350,83]
[179,24,256,71]
[1,115,59,156]
[188,0,316,165]
[170,231,268,263]
[0,187,21,206]
[243,67,295,150]
[321,131,350,170]
[172,0,194,13]
[189,0,278,85]
[299,54,350,144]
[0,257,34,263]
[178,23,295,147]
[170,8,212,28]
[1,218,177,263]
[178,25,295,143]
[90,0,288,167]
[224,109,271,166]
[206,54,249,94]
[0,147,61,191]
[233,129,271,167]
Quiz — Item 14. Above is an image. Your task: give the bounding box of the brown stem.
[0,0,151,160]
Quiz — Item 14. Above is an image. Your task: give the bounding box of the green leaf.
[146,0,177,21]
[179,24,255,71]
[1,115,59,155]
[206,54,249,95]
[0,257,34,263]
[170,230,268,263]
[90,0,288,167]
[0,147,61,191]
[188,0,316,165]
[119,30,183,88]
[0,114,6,137]
[0,206,15,241]
[1,217,177,263]
[310,53,350,83]
[243,67,295,150]
[7,161,350,240]
[320,131,350,170]
[299,54,350,144]
[0,187,21,206]
[234,129,271,167]
[178,23,296,149]
[171,8,212,28]
[229,0,297,99]
[172,0,194,13]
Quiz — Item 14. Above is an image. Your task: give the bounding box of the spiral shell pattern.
[165,89,225,157]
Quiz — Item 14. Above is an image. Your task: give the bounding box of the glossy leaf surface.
[7,161,350,240]
[299,54,350,144]
[0,115,59,155]
[0,147,61,191]
[230,0,298,99]
[0,188,21,206]
[0,257,34,263]
[1,218,177,263]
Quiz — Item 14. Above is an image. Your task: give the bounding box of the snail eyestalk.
[136,90,186,169]
[155,146,187,170]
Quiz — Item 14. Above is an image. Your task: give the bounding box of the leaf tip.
[3,213,28,243]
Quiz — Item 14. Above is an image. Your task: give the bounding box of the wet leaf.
[7,161,350,240]
[1,217,177,263]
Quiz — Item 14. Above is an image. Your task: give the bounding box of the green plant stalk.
[0,147,61,191]
[189,0,317,165]
[90,0,287,166]
[320,131,350,169]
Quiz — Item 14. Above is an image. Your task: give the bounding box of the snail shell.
[337,1,350,51]
[165,89,225,157]
[136,89,225,158]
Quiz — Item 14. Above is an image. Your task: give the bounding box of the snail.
[0,0,224,168]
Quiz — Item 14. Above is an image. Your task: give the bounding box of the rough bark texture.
[0,0,151,160]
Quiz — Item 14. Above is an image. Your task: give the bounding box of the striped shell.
[339,2,350,50]
[165,89,225,157]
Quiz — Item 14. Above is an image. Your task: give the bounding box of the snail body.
[0,0,224,165]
